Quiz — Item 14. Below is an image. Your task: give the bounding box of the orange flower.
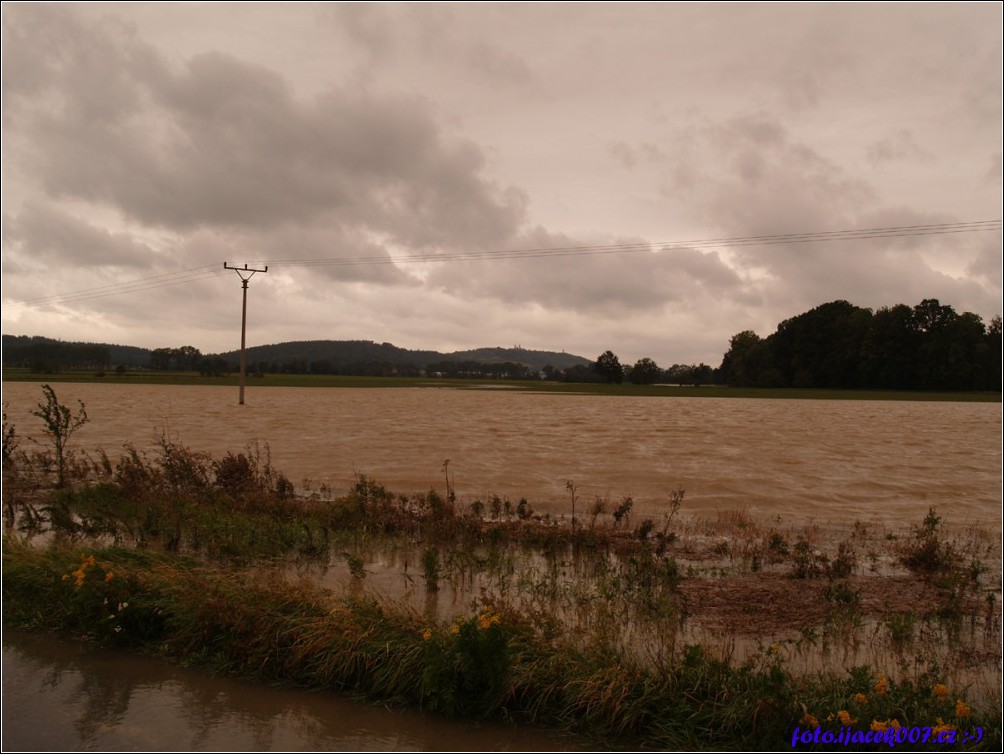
[837,710,855,726]
[870,720,887,732]
[874,675,889,695]
[931,717,956,736]
[800,713,819,728]
[932,684,949,698]
[955,700,971,718]
[853,693,868,704]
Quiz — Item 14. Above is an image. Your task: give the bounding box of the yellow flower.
[931,717,956,735]
[837,710,854,726]
[800,713,819,728]
[870,720,887,732]
[450,623,460,635]
[421,628,432,641]
[853,693,868,704]
[955,700,970,718]
[888,719,901,729]
[477,613,501,630]
[932,683,949,698]
[874,675,888,695]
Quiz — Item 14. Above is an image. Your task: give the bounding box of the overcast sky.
[2,2,1001,366]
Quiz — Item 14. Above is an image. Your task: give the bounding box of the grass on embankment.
[3,368,1000,401]
[4,540,998,751]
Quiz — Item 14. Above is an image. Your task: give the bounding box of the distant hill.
[2,335,590,374]
[449,346,588,371]
[215,340,590,373]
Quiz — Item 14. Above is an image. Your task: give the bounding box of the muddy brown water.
[2,382,1000,749]
[2,382,1000,528]
[1,630,576,752]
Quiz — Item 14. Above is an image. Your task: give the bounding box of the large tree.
[717,330,763,386]
[628,357,662,385]
[593,351,624,384]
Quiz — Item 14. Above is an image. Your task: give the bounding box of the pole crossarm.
[224,263,268,405]
[224,262,269,282]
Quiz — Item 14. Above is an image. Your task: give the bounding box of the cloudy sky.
[2,2,1001,366]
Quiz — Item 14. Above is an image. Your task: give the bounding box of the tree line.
[587,298,1000,391]
[5,297,999,391]
[718,299,1000,391]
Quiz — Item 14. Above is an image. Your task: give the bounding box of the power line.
[4,264,227,312]
[4,220,1000,311]
[258,220,1001,269]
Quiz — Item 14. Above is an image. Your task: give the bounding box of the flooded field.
[2,381,1000,528]
[3,381,1001,750]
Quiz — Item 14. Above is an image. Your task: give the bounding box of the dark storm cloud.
[5,202,154,269]
[644,110,1001,320]
[4,5,526,251]
[663,113,874,235]
[425,225,743,315]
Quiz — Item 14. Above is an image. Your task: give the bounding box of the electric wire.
[4,220,1000,311]
[260,220,1001,268]
[4,264,227,311]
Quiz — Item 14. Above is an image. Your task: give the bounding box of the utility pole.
[224,263,268,405]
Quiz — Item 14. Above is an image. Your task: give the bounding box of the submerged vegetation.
[2,387,1001,749]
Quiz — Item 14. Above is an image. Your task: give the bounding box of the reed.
[3,538,999,750]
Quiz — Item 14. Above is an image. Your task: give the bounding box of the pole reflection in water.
[2,630,575,752]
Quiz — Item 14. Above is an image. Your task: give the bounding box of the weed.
[422,547,441,592]
[660,488,684,537]
[886,613,916,648]
[767,531,790,563]
[612,496,633,529]
[30,384,89,488]
[2,404,18,469]
[900,507,955,577]
[565,480,578,530]
[829,539,857,578]
[791,539,828,579]
[347,555,366,580]
[588,495,606,530]
[636,518,655,541]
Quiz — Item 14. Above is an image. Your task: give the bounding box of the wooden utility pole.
[224,263,268,405]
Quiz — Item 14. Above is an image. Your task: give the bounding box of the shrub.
[31,384,88,488]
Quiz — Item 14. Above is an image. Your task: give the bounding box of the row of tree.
[6,298,998,392]
[2,341,112,372]
[717,299,1000,391]
[586,298,999,392]
[587,351,715,385]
